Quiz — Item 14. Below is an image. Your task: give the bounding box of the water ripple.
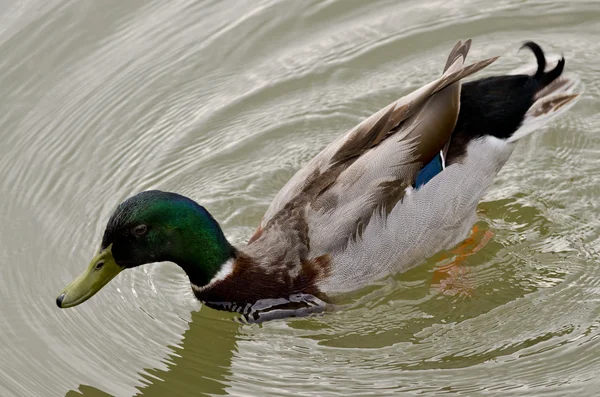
[0,0,599,396]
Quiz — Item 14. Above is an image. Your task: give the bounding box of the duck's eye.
[132,224,148,236]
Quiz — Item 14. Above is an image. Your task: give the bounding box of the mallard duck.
[56,40,580,319]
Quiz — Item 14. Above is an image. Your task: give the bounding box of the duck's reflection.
[69,309,241,397]
[135,309,241,396]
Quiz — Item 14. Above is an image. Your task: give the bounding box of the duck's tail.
[506,42,581,142]
[447,41,581,153]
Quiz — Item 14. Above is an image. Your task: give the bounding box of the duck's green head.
[56,190,235,308]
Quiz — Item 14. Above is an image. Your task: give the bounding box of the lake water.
[1,0,599,396]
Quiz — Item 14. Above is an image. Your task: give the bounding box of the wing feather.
[254,40,497,252]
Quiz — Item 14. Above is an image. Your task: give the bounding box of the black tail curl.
[521,41,565,88]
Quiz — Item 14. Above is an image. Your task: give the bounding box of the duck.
[56,40,580,320]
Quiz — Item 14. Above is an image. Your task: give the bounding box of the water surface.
[1,0,599,396]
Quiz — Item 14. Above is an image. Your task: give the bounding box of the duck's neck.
[177,247,236,288]
[167,208,237,288]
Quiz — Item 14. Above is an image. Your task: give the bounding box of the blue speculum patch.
[415,152,443,188]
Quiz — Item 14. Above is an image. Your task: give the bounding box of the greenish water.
[1,0,599,396]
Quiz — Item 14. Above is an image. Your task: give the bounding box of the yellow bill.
[56,244,123,308]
